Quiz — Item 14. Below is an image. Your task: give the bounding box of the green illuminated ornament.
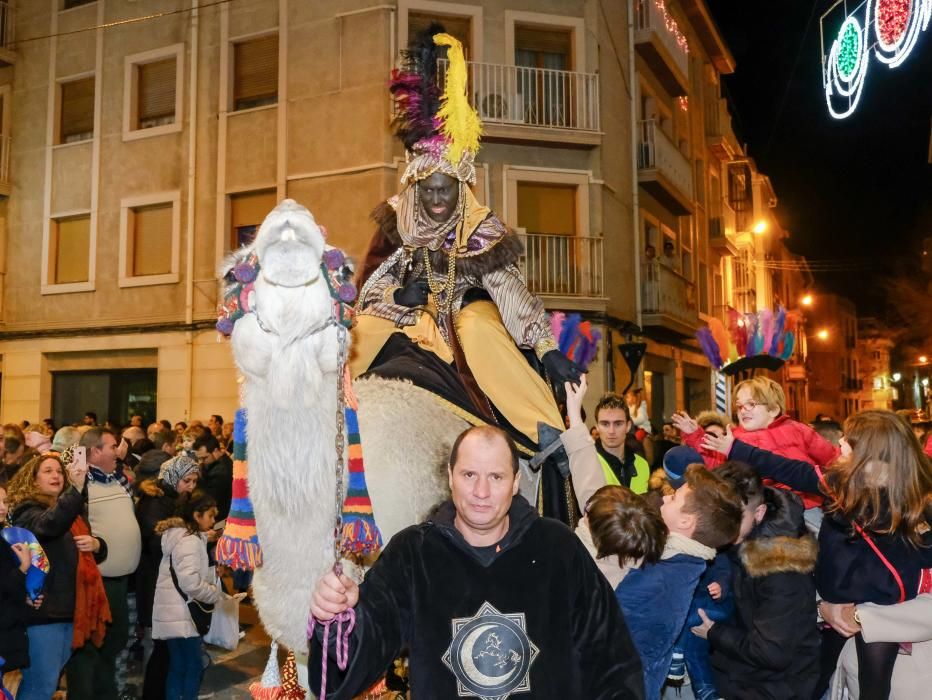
[836,20,861,79]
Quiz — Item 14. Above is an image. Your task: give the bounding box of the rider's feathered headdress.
[391,24,482,186]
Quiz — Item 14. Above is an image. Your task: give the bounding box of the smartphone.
[71,446,87,471]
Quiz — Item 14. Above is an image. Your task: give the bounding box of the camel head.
[254,198,325,288]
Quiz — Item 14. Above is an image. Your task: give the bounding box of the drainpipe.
[628,0,643,396]
[185,0,200,418]
[628,0,642,330]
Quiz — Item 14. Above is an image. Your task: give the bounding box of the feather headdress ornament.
[697,306,797,376]
[390,25,482,186]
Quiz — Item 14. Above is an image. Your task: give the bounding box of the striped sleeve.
[481,264,554,352]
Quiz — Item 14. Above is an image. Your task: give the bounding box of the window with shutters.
[137,59,176,128]
[119,192,181,287]
[230,189,276,252]
[232,34,278,111]
[407,12,472,59]
[124,45,183,140]
[48,214,91,287]
[58,76,95,144]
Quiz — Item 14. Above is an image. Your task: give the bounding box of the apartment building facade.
[0,0,819,430]
[856,317,896,412]
[807,293,861,421]
[0,0,642,425]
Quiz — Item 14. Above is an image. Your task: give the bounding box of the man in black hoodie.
[309,425,645,700]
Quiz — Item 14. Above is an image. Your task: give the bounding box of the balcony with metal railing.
[641,260,699,336]
[517,232,606,310]
[0,135,10,197]
[0,2,14,66]
[637,119,693,214]
[705,98,738,160]
[634,0,690,96]
[709,198,737,255]
[437,59,601,147]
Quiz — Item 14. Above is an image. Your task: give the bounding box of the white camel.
[224,199,466,658]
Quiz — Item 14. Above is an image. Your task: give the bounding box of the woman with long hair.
[7,451,111,700]
[153,491,228,700]
[703,409,932,700]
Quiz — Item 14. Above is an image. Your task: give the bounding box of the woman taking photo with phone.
[6,449,111,700]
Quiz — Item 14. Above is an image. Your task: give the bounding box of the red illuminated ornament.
[876,0,911,46]
[872,0,931,67]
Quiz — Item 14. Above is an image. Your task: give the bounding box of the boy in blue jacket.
[615,463,743,698]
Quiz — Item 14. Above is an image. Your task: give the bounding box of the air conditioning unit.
[478,92,525,123]
[480,93,508,119]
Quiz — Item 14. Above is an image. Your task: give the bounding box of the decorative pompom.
[323,249,345,270]
[338,283,357,303]
[216,317,234,336]
[233,263,258,283]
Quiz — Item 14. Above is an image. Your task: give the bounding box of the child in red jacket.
[672,377,837,516]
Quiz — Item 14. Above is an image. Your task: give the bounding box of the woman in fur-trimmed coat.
[704,487,820,700]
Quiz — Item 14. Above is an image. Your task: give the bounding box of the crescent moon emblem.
[458,623,520,688]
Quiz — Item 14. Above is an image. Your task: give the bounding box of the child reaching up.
[672,377,837,517]
[561,376,667,588]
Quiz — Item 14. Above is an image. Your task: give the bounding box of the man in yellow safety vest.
[593,394,650,494]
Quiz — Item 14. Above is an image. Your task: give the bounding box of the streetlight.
[892,372,902,382]
[752,220,768,235]
[801,294,813,307]
[920,355,929,364]
[816,329,829,341]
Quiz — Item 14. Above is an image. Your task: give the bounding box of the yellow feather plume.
[433,33,482,165]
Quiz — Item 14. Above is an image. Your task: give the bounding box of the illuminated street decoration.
[874,0,932,66]
[825,15,869,118]
[821,0,931,118]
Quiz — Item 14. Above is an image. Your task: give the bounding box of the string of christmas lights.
[653,0,689,54]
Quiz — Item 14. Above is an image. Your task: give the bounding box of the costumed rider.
[351,25,582,454]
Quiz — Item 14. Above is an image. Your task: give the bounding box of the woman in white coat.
[822,595,932,699]
[152,491,224,700]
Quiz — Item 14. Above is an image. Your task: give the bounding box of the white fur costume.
[225,200,464,658]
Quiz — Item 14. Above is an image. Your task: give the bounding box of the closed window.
[136,58,177,129]
[233,34,278,111]
[230,189,276,250]
[119,193,180,287]
[128,203,173,277]
[408,12,472,59]
[124,46,183,140]
[50,214,90,284]
[59,77,94,144]
[516,182,577,236]
[63,0,95,9]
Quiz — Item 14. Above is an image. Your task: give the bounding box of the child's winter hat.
[662,446,704,489]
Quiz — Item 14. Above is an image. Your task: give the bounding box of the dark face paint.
[419,172,459,223]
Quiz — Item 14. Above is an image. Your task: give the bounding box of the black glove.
[542,350,584,386]
[393,278,430,307]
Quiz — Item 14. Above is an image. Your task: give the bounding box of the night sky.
[706,1,932,315]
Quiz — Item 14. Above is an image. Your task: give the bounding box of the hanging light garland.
[653,0,689,54]
[822,0,931,118]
